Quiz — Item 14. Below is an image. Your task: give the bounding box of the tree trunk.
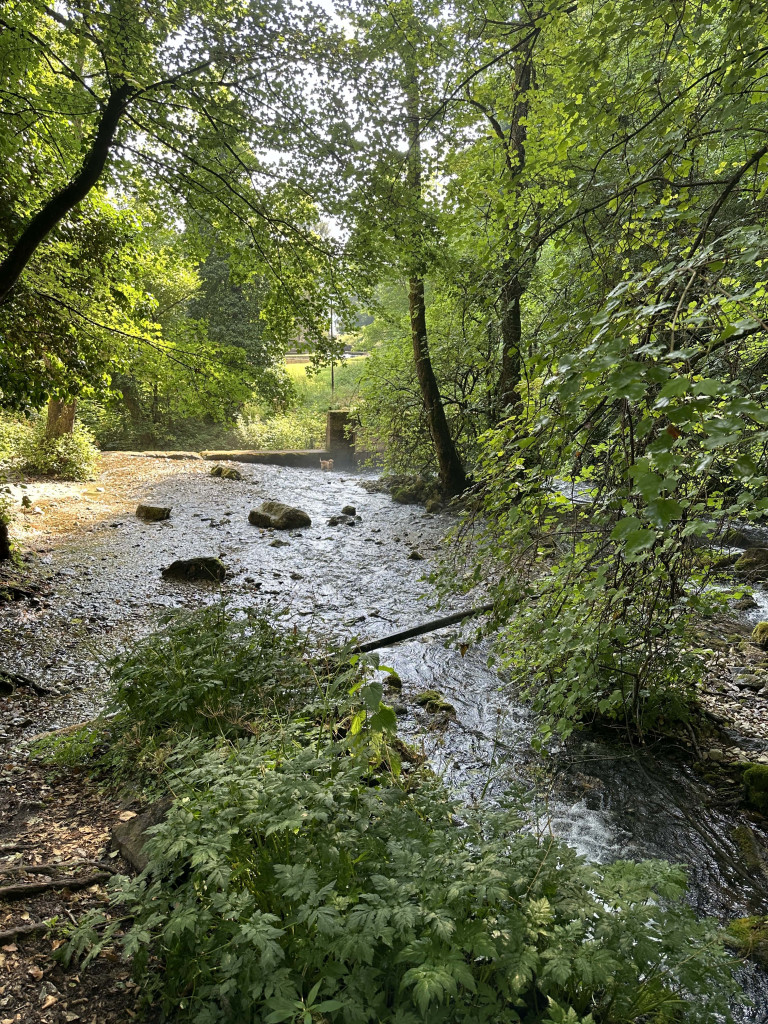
[0,83,133,305]
[408,277,467,495]
[0,522,11,562]
[46,398,77,438]
[498,274,523,414]
[495,52,534,418]
[405,76,467,497]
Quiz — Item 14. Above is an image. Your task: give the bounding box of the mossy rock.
[734,547,768,581]
[249,501,311,530]
[752,622,768,649]
[415,689,456,716]
[384,671,403,690]
[725,916,768,968]
[210,465,242,481]
[425,498,442,514]
[744,764,768,815]
[161,557,227,582]
[136,504,171,522]
[731,824,765,875]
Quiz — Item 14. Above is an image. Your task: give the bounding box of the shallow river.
[1,456,767,1017]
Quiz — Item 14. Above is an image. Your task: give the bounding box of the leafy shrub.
[31,723,105,767]
[235,407,325,451]
[20,420,99,480]
[0,412,33,469]
[107,605,355,745]
[67,608,742,1024]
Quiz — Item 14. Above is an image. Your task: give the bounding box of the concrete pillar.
[326,411,355,466]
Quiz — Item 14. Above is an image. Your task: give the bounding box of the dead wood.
[0,919,53,943]
[0,871,109,901]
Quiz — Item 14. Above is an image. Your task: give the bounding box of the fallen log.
[0,871,109,902]
[0,919,53,943]
[351,602,495,655]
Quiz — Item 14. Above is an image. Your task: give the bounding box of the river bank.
[1,452,768,1021]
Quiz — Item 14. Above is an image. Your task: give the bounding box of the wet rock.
[751,622,768,648]
[415,689,456,715]
[744,764,768,815]
[328,514,356,527]
[734,547,768,581]
[341,505,356,516]
[136,504,171,522]
[425,498,442,514]
[289,571,304,580]
[269,539,290,548]
[111,796,173,872]
[210,465,242,481]
[734,594,759,611]
[408,550,425,561]
[161,556,227,582]
[384,671,402,690]
[248,501,311,530]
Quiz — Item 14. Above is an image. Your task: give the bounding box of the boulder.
[415,689,456,716]
[734,594,759,611]
[751,622,768,648]
[136,504,171,522]
[327,514,356,527]
[248,500,311,530]
[408,550,425,561]
[210,465,242,480]
[425,498,442,514]
[734,547,768,581]
[161,556,227,582]
[341,505,357,516]
[111,796,173,872]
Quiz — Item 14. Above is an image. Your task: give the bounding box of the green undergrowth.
[56,607,743,1024]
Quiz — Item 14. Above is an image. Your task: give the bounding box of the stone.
[210,465,242,480]
[734,547,768,581]
[707,747,725,762]
[269,539,290,547]
[408,550,425,561]
[425,498,442,514]
[327,514,356,527]
[341,505,356,516]
[384,671,403,690]
[248,501,311,530]
[111,796,173,872]
[751,622,768,648]
[136,504,171,522]
[734,595,759,611]
[415,690,456,715]
[744,764,768,815]
[161,556,227,582]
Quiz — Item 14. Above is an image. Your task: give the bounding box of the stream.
[1,453,767,1019]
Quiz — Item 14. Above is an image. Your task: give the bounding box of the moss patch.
[415,690,456,715]
[751,622,768,648]
[725,916,768,968]
[744,764,768,815]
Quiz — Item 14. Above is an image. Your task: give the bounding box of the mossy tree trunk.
[46,398,77,438]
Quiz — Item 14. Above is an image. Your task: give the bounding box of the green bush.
[66,608,743,1024]
[235,406,325,450]
[0,413,33,469]
[20,420,99,480]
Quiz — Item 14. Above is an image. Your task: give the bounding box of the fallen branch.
[0,859,119,878]
[351,602,495,654]
[0,919,54,943]
[0,669,53,697]
[0,871,109,901]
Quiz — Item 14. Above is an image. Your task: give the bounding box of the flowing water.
[1,454,767,1018]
